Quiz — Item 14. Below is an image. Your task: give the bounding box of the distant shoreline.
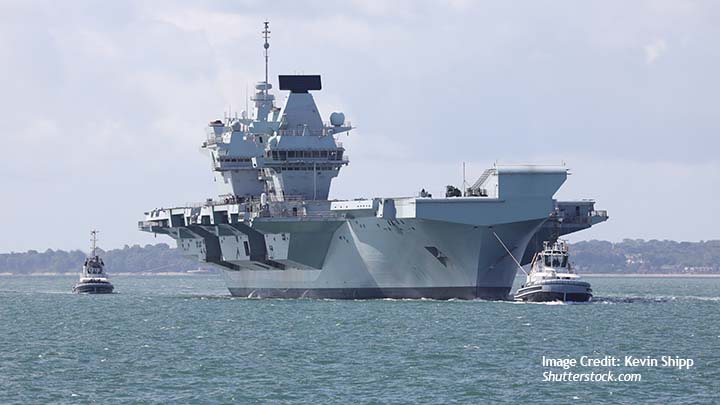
[514,272,720,278]
[582,273,720,278]
[2,272,719,278]
[0,271,216,276]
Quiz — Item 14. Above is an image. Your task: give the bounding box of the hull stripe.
[228,286,510,300]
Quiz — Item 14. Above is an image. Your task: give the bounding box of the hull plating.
[73,282,114,294]
[228,286,509,300]
[515,280,592,302]
[517,291,592,302]
[220,217,544,300]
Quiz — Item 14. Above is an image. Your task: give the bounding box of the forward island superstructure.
[139,22,608,299]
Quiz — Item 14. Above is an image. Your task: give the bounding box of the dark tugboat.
[514,240,592,302]
[73,230,114,294]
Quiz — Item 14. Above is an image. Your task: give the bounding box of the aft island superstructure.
[139,22,608,299]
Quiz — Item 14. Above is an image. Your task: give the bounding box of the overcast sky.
[1,0,718,252]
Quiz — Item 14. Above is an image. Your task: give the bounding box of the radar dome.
[330,112,345,126]
[229,119,242,131]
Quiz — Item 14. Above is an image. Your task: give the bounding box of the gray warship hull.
[221,218,544,300]
[140,169,608,300]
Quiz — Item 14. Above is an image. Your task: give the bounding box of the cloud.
[644,38,668,64]
[1,0,720,251]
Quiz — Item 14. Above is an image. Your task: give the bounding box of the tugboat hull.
[520,291,592,302]
[73,282,114,294]
[515,280,592,302]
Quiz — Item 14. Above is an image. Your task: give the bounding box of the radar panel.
[278,75,322,93]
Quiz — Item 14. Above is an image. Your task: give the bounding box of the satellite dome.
[330,112,345,127]
[229,119,242,131]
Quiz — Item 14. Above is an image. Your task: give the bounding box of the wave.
[595,295,720,304]
[677,295,720,302]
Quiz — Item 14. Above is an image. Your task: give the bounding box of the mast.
[262,20,270,96]
[90,230,98,257]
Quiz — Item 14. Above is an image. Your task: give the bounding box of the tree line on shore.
[570,239,720,274]
[1,239,718,275]
[0,243,208,274]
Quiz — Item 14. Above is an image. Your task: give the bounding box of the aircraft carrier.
[138,22,608,299]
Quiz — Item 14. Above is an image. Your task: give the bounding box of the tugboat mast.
[90,230,98,257]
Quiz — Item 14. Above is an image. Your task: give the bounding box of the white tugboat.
[514,240,592,302]
[73,230,114,294]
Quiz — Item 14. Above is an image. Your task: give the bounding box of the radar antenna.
[262,20,271,96]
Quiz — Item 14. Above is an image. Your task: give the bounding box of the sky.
[1,0,719,252]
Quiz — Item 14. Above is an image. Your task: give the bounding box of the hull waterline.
[73,282,114,294]
[227,286,510,300]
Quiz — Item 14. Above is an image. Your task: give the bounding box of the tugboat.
[73,230,114,294]
[514,240,592,302]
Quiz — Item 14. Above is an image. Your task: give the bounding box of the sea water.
[0,275,718,403]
